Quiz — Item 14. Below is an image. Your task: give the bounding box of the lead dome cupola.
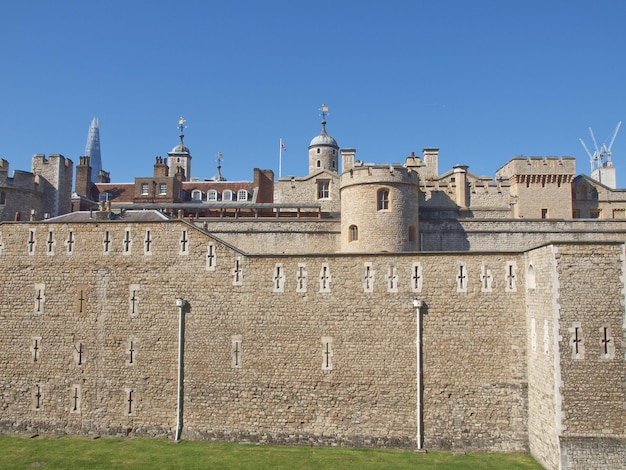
[309,120,338,149]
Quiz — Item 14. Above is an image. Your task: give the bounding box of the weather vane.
[178,116,186,136]
[217,152,223,165]
[319,103,329,122]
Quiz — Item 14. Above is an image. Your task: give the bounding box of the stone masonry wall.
[553,243,626,469]
[0,219,528,451]
[525,245,561,470]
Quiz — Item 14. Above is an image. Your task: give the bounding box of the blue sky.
[1,1,625,186]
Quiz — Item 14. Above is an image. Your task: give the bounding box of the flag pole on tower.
[279,138,286,179]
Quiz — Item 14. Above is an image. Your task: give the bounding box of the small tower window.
[316,159,321,168]
[316,149,321,155]
[349,225,358,242]
[377,189,390,210]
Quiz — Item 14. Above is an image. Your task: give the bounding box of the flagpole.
[279,138,283,179]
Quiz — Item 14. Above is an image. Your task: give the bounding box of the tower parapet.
[496,156,575,219]
[340,163,420,252]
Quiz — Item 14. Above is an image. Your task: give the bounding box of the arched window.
[207,190,218,201]
[222,190,233,201]
[191,190,203,201]
[237,189,249,201]
[591,188,598,200]
[577,183,588,200]
[349,225,358,242]
[316,159,321,168]
[408,225,416,242]
[377,189,389,210]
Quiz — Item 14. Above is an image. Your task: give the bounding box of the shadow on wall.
[419,218,470,251]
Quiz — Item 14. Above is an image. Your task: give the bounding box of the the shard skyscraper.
[84,116,102,183]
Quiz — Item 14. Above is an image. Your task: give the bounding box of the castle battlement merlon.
[340,163,419,190]
[496,156,576,180]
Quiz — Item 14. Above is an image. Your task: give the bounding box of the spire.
[84,116,102,183]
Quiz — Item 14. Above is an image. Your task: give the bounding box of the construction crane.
[580,121,622,173]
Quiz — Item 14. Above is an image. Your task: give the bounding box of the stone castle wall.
[0,219,528,451]
[525,245,561,470]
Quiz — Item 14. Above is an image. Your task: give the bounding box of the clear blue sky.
[1,1,625,186]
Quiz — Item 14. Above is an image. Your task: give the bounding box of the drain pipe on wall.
[175,298,187,442]
[413,298,425,451]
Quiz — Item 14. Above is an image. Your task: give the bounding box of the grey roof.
[309,121,338,148]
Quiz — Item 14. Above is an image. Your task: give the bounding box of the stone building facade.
[1,117,626,470]
[0,154,73,222]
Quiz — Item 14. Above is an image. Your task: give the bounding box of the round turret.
[340,164,420,253]
[309,120,339,174]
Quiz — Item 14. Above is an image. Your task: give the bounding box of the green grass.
[0,434,544,469]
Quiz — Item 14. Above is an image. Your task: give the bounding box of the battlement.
[496,156,576,180]
[340,163,419,189]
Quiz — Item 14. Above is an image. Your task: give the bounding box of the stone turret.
[340,163,420,252]
[309,120,339,175]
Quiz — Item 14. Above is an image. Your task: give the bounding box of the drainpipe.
[413,298,424,451]
[175,298,186,441]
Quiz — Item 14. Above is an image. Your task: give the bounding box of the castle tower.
[340,164,420,252]
[84,117,102,184]
[167,117,191,181]
[31,153,73,218]
[496,156,576,219]
[309,105,339,174]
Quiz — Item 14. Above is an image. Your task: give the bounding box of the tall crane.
[580,122,621,173]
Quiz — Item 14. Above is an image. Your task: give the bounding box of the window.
[207,190,218,201]
[541,208,548,219]
[0,191,5,205]
[223,190,233,201]
[349,225,358,242]
[237,189,248,201]
[159,183,167,195]
[377,189,389,210]
[331,160,336,169]
[591,188,598,200]
[408,225,416,242]
[140,183,149,195]
[191,190,203,201]
[316,159,321,167]
[98,192,111,202]
[317,181,330,199]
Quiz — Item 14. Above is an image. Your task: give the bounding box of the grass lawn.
[0,434,544,469]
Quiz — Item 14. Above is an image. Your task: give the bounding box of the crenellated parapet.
[496,156,576,180]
